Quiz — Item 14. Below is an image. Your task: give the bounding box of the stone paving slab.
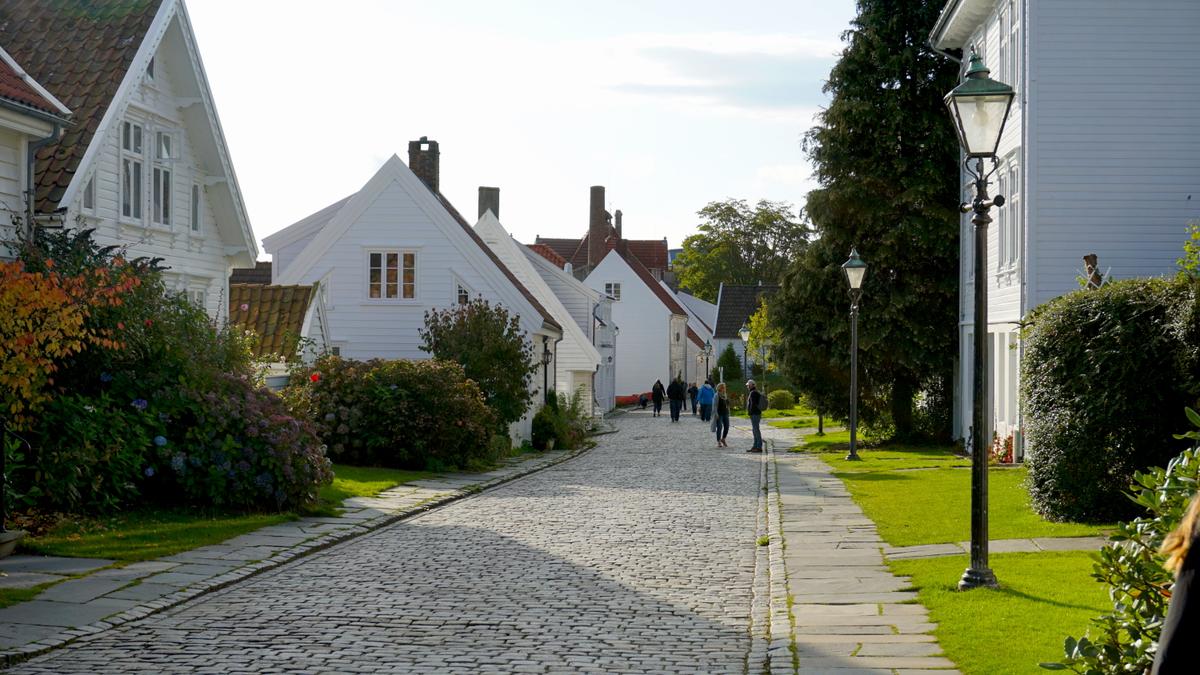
[757,418,959,674]
[0,572,59,589]
[884,535,1110,560]
[0,445,586,667]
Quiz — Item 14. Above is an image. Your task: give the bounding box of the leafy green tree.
[714,343,742,383]
[420,299,537,429]
[774,0,961,439]
[673,199,810,303]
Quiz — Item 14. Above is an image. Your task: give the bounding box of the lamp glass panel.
[951,94,1011,156]
[845,266,867,290]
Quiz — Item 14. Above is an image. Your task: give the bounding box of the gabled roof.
[275,155,559,333]
[535,233,669,272]
[0,0,161,211]
[676,291,717,333]
[228,283,317,359]
[229,260,271,285]
[474,212,599,369]
[527,243,567,268]
[535,237,581,266]
[522,243,602,302]
[605,241,702,348]
[0,45,70,121]
[713,283,780,339]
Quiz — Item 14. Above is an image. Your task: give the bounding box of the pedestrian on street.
[697,379,715,422]
[667,377,686,422]
[651,380,665,417]
[745,379,765,453]
[713,382,730,447]
[1153,491,1200,674]
[638,393,648,409]
[687,382,699,415]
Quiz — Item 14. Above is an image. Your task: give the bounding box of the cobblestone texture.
[10,411,762,674]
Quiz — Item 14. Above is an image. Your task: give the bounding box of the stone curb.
[0,443,594,669]
[764,441,796,675]
[748,437,771,674]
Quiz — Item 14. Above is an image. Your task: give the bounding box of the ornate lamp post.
[944,48,1014,591]
[738,322,751,379]
[703,340,713,380]
[842,249,867,462]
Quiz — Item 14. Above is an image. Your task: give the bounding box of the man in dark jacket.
[666,377,686,422]
[687,383,699,415]
[651,380,665,417]
[746,380,765,452]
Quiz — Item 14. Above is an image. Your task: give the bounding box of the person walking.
[713,382,730,447]
[687,382,699,415]
[651,380,665,417]
[745,379,765,453]
[667,377,686,422]
[1153,492,1200,673]
[697,380,715,422]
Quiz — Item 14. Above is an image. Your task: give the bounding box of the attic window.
[368,250,416,300]
[605,282,621,301]
[146,57,155,80]
[456,283,470,306]
[82,176,95,212]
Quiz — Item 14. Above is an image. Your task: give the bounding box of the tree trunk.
[818,413,824,435]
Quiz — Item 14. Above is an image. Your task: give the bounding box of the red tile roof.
[536,233,668,273]
[527,243,567,268]
[228,284,316,359]
[535,237,582,266]
[0,51,67,118]
[626,239,668,271]
[611,240,697,339]
[0,0,163,212]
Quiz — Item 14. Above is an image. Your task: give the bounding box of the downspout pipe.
[25,121,63,239]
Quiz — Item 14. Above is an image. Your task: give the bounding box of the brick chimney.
[614,209,623,240]
[478,186,500,219]
[408,136,439,193]
[588,186,607,269]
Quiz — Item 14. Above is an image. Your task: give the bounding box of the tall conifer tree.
[774,0,960,438]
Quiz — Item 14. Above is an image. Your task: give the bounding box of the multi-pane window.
[152,132,172,226]
[187,289,206,308]
[191,184,201,232]
[456,283,469,305]
[998,6,1009,84]
[121,121,143,220]
[605,282,621,301]
[996,171,1007,273]
[1006,164,1020,269]
[367,251,416,299]
[1009,0,1020,92]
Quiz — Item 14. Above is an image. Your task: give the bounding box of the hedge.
[1021,276,1200,522]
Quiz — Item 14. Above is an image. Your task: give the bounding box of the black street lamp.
[703,340,713,380]
[738,322,751,379]
[541,339,553,404]
[945,47,1014,591]
[842,248,867,462]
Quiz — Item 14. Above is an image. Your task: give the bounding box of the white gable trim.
[0,45,70,117]
[475,212,600,365]
[276,155,547,335]
[59,0,257,260]
[522,244,602,302]
[263,193,354,252]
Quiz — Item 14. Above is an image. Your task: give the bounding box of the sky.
[186,0,859,257]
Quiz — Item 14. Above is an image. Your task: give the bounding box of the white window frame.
[605,282,621,301]
[1007,162,1021,270]
[453,277,472,306]
[364,248,418,302]
[120,120,144,222]
[1009,0,1020,94]
[151,130,175,227]
[187,288,206,309]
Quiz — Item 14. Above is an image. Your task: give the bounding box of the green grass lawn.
[733,404,816,419]
[890,552,1109,674]
[804,440,970,471]
[833,465,1110,545]
[0,582,55,609]
[767,416,819,429]
[21,464,433,563]
[319,464,436,503]
[21,509,293,562]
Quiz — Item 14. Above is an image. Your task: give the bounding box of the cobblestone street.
[10,411,762,674]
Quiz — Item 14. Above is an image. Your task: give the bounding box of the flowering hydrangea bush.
[286,355,498,471]
[146,374,332,510]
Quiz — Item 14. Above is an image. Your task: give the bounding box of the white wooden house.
[0,44,71,258]
[473,199,606,412]
[930,0,1200,455]
[524,242,616,413]
[584,241,703,395]
[0,0,258,318]
[265,140,563,442]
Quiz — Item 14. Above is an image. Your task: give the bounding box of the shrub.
[715,343,743,382]
[283,355,378,463]
[287,357,499,471]
[420,298,538,429]
[14,393,153,512]
[768,389,796,410]
[1043,410,1200,673]
[1022,277,1200,522]
[531,406,558,450]
[145,374,332,511]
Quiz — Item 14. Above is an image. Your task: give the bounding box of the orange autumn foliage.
[0,260,140,429]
